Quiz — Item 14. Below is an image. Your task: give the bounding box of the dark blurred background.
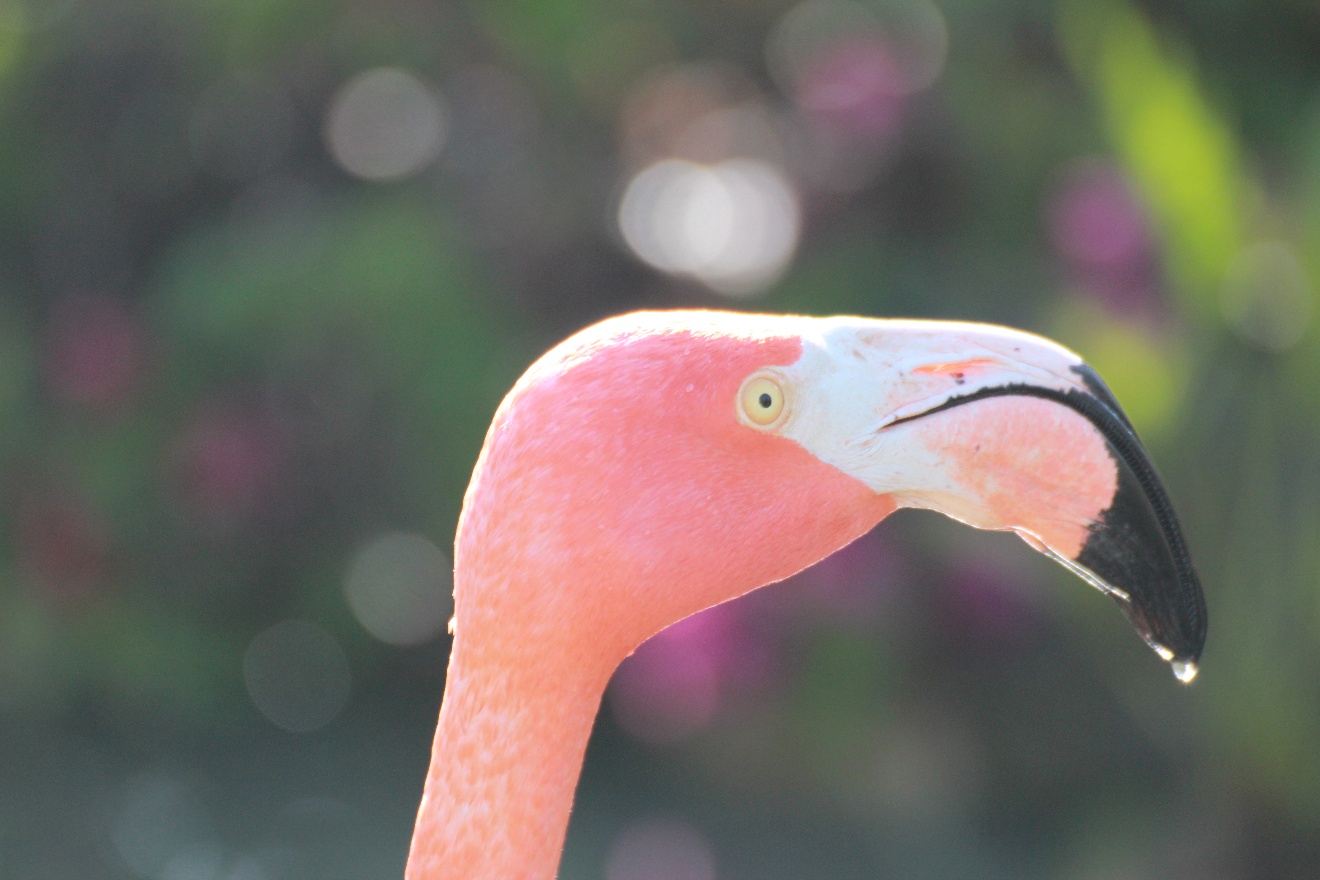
[1,0,1318,877]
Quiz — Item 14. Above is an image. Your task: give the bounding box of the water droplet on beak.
[1171,659,1198,684]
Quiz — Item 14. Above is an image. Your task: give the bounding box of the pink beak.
[781,317,1207,678]
[886,361,1206,674]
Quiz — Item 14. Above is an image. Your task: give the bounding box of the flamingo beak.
[781,320,1207,679]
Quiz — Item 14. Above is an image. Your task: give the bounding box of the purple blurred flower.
[609,532,906,745]
[942,561,1040,642]
[1046,159,1160,315]
[765,527,908,630]
[43,293,144,413]
[609,601,778,744]
[610,625,719,745]
[174,403,282,528]
[796,37,907,142]
[15,491,110,607]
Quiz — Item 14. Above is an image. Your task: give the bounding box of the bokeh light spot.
[344,532,453,646]
[324,68,448,182]
[767,0,948,101]
[618,62,760,168]
[795,37,907,139]
[618,158,800,295]
[159,843,225,880]
[111,772,211,878]
[605,818,717,880]
[243,620,351,733]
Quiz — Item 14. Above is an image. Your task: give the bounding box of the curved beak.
[783,319,1207,679]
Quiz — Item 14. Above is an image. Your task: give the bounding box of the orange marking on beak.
[911,358,999,377]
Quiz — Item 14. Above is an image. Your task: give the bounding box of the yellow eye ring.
[739,375,787,426]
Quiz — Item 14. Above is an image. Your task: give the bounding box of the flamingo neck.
[404,624,612,880]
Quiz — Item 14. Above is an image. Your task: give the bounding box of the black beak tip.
[1072,464,1207,681]
[884,362,1207,680]
[1068,366,1207,680]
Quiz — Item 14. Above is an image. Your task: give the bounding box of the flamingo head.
[456,311,1205,682]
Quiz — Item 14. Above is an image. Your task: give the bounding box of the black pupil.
[758,393,773,408]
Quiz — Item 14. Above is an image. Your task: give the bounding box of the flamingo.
[403,310,1206,879]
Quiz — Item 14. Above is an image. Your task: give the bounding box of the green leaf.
[1059,0,1246,308]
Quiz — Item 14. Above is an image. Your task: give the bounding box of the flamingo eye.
[739,375,786,426]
